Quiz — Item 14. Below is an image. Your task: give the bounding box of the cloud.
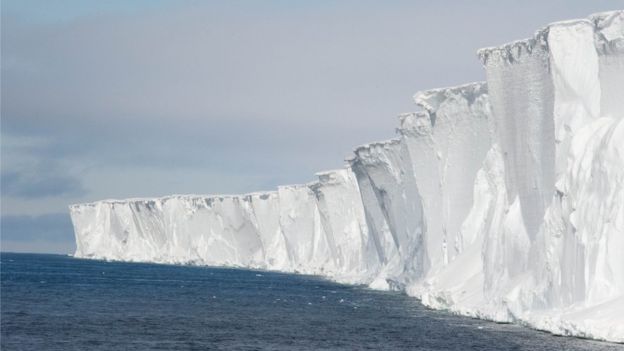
[1,213,75,253]
[1,161,86,199]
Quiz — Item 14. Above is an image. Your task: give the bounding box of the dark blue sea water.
[1,253,622,350]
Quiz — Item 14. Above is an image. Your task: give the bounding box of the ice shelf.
[71,10,624,342]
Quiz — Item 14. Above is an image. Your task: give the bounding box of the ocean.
[1,252,621,350]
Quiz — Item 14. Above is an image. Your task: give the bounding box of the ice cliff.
[70,11,624,342]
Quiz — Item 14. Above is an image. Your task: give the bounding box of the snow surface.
[71,10,624,343]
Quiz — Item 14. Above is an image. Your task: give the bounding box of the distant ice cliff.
[70,11,624,342]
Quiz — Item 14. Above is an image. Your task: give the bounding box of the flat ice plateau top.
[71,11,624,342]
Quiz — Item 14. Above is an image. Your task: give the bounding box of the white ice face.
[70,10,624,343]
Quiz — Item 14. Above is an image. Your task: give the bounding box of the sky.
[2,0,622,254]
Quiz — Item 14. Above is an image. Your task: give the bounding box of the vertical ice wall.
[275,184,329,273]
[476,19,600,305]
[71,196,268,266]
[473,13,624,340]
[350,139,427,290]
[71,167,376,284]
[310,168,379,283]
[478,36,556,243]
[243,192,290,270]
[398,83,492,271]
[585,9,624,304]
[536,13,624,314]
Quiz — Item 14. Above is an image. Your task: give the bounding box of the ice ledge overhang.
[591,10,624,54]
[70,190,285,209]
[413,81,487,116]
[478,10,624,65]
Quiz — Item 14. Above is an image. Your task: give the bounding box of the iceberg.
[70,10,624,342]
